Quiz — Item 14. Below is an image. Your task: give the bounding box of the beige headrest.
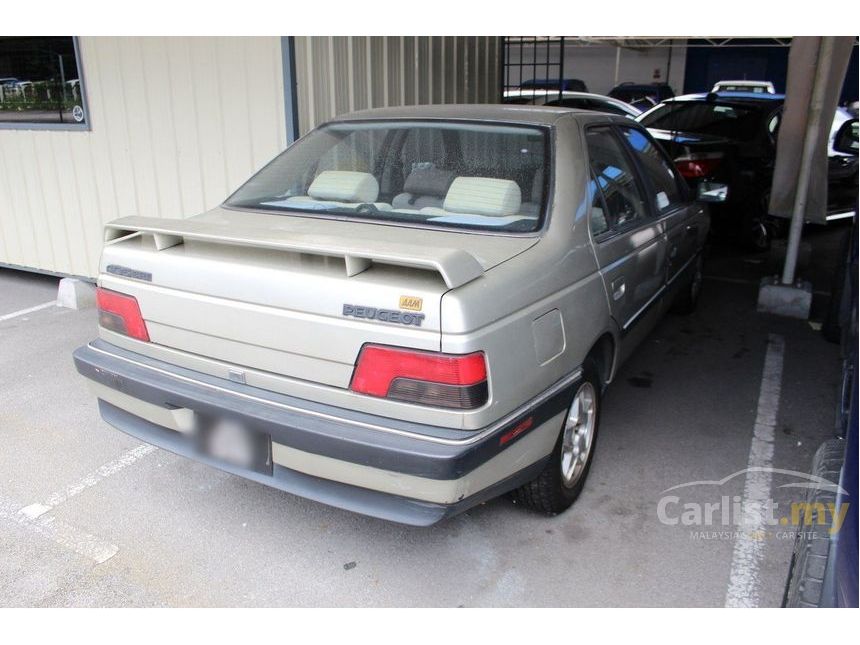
[308,171,379,203]
[443,177,522,217]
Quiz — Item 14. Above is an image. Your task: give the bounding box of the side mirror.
[697,181,729,203]
[833,119,858,156]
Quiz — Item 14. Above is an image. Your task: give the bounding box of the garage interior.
[0,35,857,608]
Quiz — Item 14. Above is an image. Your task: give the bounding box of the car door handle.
[611,278,626,301]
[686,224,699,236]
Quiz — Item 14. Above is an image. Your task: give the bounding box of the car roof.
[668,91,785,104]
[331,103,585,126]
[505,89,620,101]
[714,80,772,85]
[520,78,586,86]
[522,77,583,83]
[613,83,671,90]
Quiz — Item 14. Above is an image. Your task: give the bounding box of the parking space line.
[1,444,157,566]
[20,443,157,520]
[1,496,118,564]
[0,300,57,322]
[724,333,785,608]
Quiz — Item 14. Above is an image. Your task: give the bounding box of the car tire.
[671,253,704,315]
[510,359,601,515]
[783,438,845,607]
[744,215,772,252]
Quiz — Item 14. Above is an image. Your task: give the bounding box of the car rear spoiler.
[103,216,484,290]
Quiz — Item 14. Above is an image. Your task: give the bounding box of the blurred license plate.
[196,416,272,475]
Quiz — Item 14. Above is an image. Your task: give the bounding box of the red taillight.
[675,153,723,179]
[350,345,488,409]
[96,287,150,342]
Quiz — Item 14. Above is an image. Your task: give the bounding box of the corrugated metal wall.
[293,37,501,134]
[0,37,286,278]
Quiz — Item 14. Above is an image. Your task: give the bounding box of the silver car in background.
[74,105,715,525]
[711,80,776,94]
[503,89,642,118]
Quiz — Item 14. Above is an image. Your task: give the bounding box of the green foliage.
[0,94,75,112]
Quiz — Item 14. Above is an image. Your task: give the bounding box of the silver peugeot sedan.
[74,105,718,525]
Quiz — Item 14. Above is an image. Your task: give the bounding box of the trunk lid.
[646,128,736,160]
[98,207,537,389]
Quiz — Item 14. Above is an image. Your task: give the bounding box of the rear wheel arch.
[586,332,617,388]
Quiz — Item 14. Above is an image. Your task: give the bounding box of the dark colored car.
[828,116,860,223]
[609,82,675,109]
[637,92,784,248]
[785,217,857,607]
[638,92,859,249]
[783,122,857,607]
[520,77,588,93]
[831,215,858,608]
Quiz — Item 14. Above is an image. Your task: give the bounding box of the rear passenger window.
[398,127,447,177]
[620,127,684,214]
[585,127,649,232]
[316,128,387,175]
[587,173,610,237]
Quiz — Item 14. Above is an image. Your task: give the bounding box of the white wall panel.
[0,36,286,278]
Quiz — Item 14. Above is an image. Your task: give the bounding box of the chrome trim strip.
[666,252,697,287]
[85,342,581,447]
[623,252,697,331]
[622,284,665,331]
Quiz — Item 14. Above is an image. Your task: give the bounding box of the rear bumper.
[74,340,575,526]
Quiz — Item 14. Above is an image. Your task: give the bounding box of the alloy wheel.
[560,381,597,488]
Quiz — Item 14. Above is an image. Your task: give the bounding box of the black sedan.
[637,92,858,249]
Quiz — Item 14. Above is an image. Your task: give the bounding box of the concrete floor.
[0,226,847,607]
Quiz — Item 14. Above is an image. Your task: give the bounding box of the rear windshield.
[226,121,549,233]
[639,101,764,140]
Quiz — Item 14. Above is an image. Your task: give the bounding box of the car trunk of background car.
[647,128,774,221]
[96,207,536,391]
[647,129,739,183]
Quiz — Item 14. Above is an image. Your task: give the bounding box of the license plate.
[196,415,272,475]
